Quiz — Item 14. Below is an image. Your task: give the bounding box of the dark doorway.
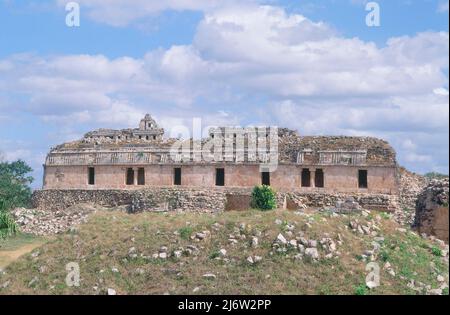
[315,169,324,188]
[88,167,95,185]
[358,170,368,188]
[261,172,270,186]
[216,168,225,186]
[174,168,182,185]
[301,168,311,187]
[126,168,134,185]
[137,168,145,185]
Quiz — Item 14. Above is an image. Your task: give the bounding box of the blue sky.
[0,0,449,188]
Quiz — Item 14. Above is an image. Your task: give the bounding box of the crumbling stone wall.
[395,167,429,226]
[414,179,449,242]
[32,188,399,214]
[32,188,227,213]
[280,191,398,212]
[399,167,429,210]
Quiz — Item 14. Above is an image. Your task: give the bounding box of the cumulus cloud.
[56,0,258,26]
[0,4,448,175]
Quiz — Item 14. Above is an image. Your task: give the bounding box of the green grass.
[0,233,47,270]
[377,232,448,290]
[178,226,193,240]
[0,233,43,251]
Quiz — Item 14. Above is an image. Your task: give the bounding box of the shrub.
[380,212,390,220]
[251,185,276,211]
[431,246,442,257]
[209,250,220,260]
[354,284,368,295]
[0,211,17,239]
[380,250,390,262]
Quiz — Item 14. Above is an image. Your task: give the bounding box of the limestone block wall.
[32,188,228,213]
[32,187,399,213]
[43,164,398,194]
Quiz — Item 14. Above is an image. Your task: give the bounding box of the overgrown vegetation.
[251,185,276,211]
[432,246,443,257]
[0,159,33,239]
[0,209,447,295]
[0,160,34,209]
[0,212,17,239]
[354,284,368,295]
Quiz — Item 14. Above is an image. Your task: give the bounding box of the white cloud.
[405,153,433,163]
[438,0,449,13]
[0,4,448,175]
[402,139,417,151]
[434,87,449,95]
[2,149,32,162]
[56,0,258,26]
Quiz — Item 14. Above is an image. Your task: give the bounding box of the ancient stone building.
[42,114,399,195]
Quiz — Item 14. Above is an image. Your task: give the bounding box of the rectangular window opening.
[137,168,145,185]
[88,167,95,185]
[301,168,311,187]
[126,168,134,185]
[315,169,324,188]
[261,172,270,186]
[216,168,225,186]
[174,168,182,186]
[358,170,368,189]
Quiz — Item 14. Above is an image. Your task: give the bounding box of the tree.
[0,159,34,211]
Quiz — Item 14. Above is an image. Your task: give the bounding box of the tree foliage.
[0,159,34,211]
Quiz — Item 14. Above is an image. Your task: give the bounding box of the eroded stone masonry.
[35,114,401,211]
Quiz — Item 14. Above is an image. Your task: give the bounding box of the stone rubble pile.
[414,178,449,242]
[283,192,398,212]
[331,197,362,213]
[277,130,396,165]
[395,167,429,226]
[271,222,341,262]
[12,204,97,236]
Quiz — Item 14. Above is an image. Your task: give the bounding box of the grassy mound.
[0,209,448,295]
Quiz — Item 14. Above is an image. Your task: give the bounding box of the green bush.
[354,284,368,295]
[431,246,442,257]
[0,211,17,239]
[251,185,277,211]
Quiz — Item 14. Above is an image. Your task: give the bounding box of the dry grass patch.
[0,208,448,295]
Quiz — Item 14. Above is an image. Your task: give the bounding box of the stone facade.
[41,114,399,195]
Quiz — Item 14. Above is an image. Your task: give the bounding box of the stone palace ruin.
[34,114,400,212]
